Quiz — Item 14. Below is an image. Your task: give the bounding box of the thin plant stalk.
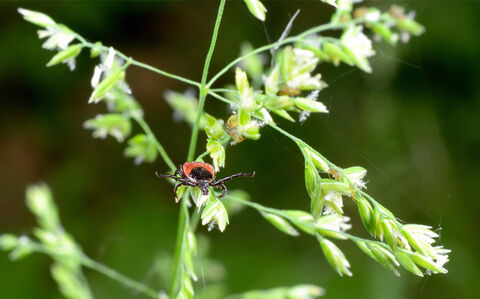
[169,0,226,297]
[132,114,176,171]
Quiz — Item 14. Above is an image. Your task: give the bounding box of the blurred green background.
[1,1,479,298]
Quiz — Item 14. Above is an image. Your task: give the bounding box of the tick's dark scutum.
[190,167,214,181]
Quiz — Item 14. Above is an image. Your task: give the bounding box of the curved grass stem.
[81,255,159,299]
[29,243,159,299]
[132,114,176,171]
[206,17,368,88]
[75,34,201,88]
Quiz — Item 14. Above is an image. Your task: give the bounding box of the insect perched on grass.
[156,162,255,199]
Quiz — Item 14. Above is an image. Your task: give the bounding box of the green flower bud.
[9,236,34,261]
[205,113,227,139]
[320,239,352,276]
[304,162,321,201]
[278,46,295,83]
[371,23,398,45]
[355,241,376,260]
[263,95,294,111]
[235,67,250,95]
[124,134,157,165]
[206,139,225,172]
[201,199,229,232]
[243,0,267,21]
[46,44,82,68]
[0,234,18,251]
[262,213,299,236]
[26,184,60,231]
[183,231,197,281]
[284,210,315,234]
[303,148,330,173]
[238,109,251,127]
[311,194,324,222]
[396,18,425,36]
[83,114,131,142]
[264,65,280,95]
[320,179,351,196]
[89,69,125,103]
[381,219,398,252]
[241,121,261,140]
[341,44,372,73]
[272,109,295,122]
[395,251,423,277]
[90,42,103,58]
[409,252,447,274]
[323,42,353,66]
[294,97,328,113]
[357,197,374,235]
[368,243,400,276]
[373,206,384,239]
[343,166,367,187]
[298,41,330,61]
[18,8,56,28]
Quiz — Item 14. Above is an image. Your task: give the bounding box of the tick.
[156,162,255,199]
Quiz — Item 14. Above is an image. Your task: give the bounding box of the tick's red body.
[156,162,254,199]
[182,162,215,182]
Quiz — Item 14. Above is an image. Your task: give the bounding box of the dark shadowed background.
[1,1,479,298]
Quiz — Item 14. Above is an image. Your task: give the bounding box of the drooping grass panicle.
[11,1,447,298]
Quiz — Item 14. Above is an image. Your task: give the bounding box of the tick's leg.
[211,171,255,186]
[217,183,228,198]
[155,172,181,180]
[173,180,197,194]
[173,182,183,199]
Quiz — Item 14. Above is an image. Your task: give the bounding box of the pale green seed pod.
[304,162,321,201]
[357,197,375,235]
[284,210,315,234]
[381,219,398,252]
[235,67,250,95]
[320,179,351,196]
[243,0,267,21]
[262,213,299,236]
[205,114,227,140]
[294,97,328,113]
[409,252,447,274]
[368,244,400,276]
[371,23,398,45]
[323,42,353,66]
[320,239,352,276]
[89,69,125,103]
[0,234,18,251]
[395,250,423,276]
[264,65,280,95]
[26,184,60,231]
[207,139,225,172]
[201,199,229,232]
[90,41,103,58]
[18,8,56,28]
[304,148,330,173]
[83,114,132,143]
[241,121,261,140]
[272,109,295,122]
[124,134,157,164]
[46,44,82,68]
[396,18,425,36]
[341,44,372,73]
